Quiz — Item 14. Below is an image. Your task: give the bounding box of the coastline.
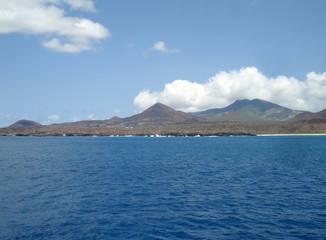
[1,121,326,137]
[257,133,326,136]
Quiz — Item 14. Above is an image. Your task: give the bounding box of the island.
[1,99,325,137]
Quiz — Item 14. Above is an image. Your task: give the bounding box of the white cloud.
[87,114,95,120]
[153,41,180,54]
[0,0,110,53]
[134,67,326,112]
[134,90,160,110]
[143,41,180,56]
[306,72,326,98]
[48,114,60,122]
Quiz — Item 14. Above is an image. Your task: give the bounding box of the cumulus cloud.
[143,41,180,56]
[134,67,326,112]
[0,0,110,53]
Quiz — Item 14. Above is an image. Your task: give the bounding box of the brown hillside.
[294,109,326,121]
[118,103,198,126]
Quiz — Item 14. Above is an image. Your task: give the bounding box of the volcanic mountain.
[113,103,199,126]
[7,100,316,129]
[9,120,43,128]
[39,103,198,128]
[191,99,301,122]
[294,109,326,121]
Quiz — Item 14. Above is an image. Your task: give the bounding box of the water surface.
[0,136,325,239]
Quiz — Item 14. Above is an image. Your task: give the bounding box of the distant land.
[192,99,301,122]
[294,109,326,121]
[1,99,326,136]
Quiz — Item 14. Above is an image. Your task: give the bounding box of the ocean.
[0,136,326,239]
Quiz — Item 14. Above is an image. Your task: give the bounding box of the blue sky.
[1,0,326,126]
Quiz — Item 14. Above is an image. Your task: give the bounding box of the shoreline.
[1,133,326,137]
[257,133,326,136]
[1,121,326,137]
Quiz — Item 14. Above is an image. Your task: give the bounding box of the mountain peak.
[230,99,285,112]
[151,102,168,108]
[120,102,197,126]
[193,98,299,121]
[9,120,43,128]
[142,102,177,116]
[108,116,122,123]
[294,108,326,121]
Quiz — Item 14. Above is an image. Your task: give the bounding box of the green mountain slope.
[192,99,301,122]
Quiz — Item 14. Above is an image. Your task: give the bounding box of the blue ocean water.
[0,136,326,239]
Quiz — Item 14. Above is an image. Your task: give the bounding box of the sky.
[0,0,326,127]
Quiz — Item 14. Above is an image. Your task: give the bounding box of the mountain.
[49,116,124,128]
[107,116,123,123]
[293,109,326,121]
[9,120,43,128]
[42,103,198,128]
[112,103,199,126]
[50,120,110,128]
[192,99,301,122]
[7,100,313,130]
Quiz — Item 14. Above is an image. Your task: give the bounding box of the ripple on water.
[0,136,326,239]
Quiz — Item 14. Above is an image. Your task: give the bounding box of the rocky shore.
[1,121,325,137]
